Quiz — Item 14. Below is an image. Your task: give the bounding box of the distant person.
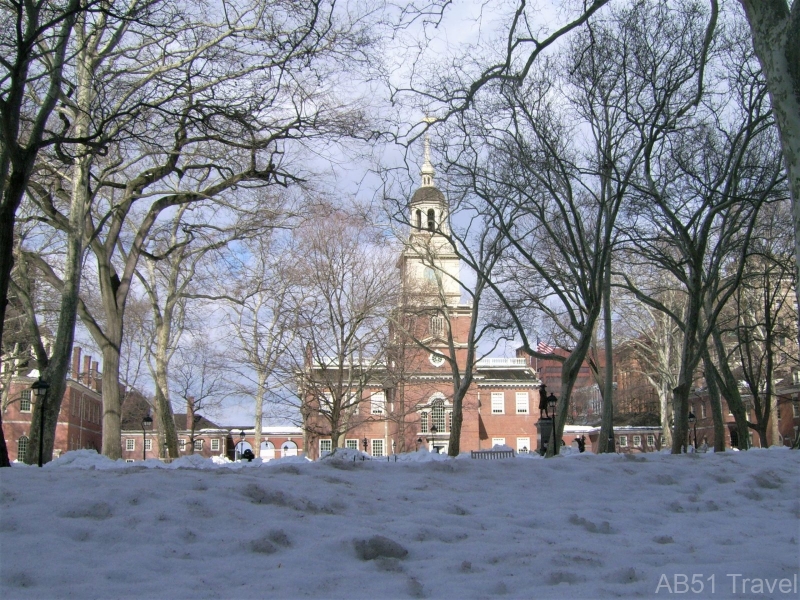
[577,435,586,453]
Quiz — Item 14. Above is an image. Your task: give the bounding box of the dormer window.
[423,175,431,186]
[427,209,435,231]
[416,209,422,229]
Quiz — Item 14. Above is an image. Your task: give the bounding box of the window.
[211,439,220,452]
[194,440,203,451]
[647,434,655,447]
[491,437,506,447]
[491,392,504,414]
[427,209,435,231]
[125,439,135,452]
[322,393,334,408]
[320,439,332,455]
[345,439,359,450]
[632,435,641,447]
[793,402,800,418]
[179,439,186,451]
[144,439,152,451]
[420,411,429,433]
[431,400,446,432]
[516,392,529,414]
[17,435,29,458]
[371,392,385,415]
[371,439,385,457]
[430,316,444,336]
[660,435,665,447]
[618,435,628,447]
[700,403,706,419]
[416,209,422,229]
[517,437,530,453]
[19,390,31,412]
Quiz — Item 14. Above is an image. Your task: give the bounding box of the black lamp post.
[31,377,50,467]
[237,430,246,460]
[141,414,153,461]
[429,424,438,453]
[688,412,697,451]
[362,437,368,453]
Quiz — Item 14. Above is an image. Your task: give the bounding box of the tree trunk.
[598,244,615,453]
[152,321,179,458]
[25,141,92,465]
[253,370,267,457]
[659,383,673,449]
[702,349,726,452]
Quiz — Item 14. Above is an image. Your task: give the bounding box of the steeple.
[420,119,435,187]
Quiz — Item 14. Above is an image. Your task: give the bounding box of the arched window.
[431,399,446,432]
[17,435,29,459]
[416,209,422,229]
[427,209,435,231]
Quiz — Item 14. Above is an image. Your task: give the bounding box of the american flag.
[537,340,555,354]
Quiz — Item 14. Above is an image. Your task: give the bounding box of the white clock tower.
[400,131,461,307]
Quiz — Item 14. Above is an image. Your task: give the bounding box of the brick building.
[1,347,103,462]
[120,393,231,461]
[687,380,800,450]
[302,143,544,459]
[226,426,305,461]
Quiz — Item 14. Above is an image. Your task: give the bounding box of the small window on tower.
[430,316,444,336]
[427,209,435,231]
[416,209,422,229]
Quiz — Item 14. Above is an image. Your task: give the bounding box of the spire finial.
[421,116,436,187]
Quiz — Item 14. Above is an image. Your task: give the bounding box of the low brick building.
[1,347,103,462]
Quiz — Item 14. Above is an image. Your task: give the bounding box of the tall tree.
[295,205,397,451]
[736,1,800,344]
[20,0,378,460]
[621,12,788,452]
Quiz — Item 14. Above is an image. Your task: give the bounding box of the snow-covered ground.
[1,447,798,599]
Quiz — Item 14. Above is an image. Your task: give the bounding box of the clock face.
[429,352,445,367]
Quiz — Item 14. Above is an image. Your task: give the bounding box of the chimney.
[186,397,195,431]
[83,355,91,385]
[92,361,100,392]
[72,347,82,381]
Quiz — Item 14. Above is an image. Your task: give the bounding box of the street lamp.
[688,412,697,451]
[362,437,368,453]
[141,414,153,461]
[429,424,438,453]
[237,430,246,460]
[31,377,50,467]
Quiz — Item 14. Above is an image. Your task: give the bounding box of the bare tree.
[735,1,800,341]
[21,0,379,460]
[136,202,253,458]
[713,200,797,447]
[222,232,299,457]
[294,205,397,451]
[0,0,83,367]
[620,12,788,452]
[170,338,231,454]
